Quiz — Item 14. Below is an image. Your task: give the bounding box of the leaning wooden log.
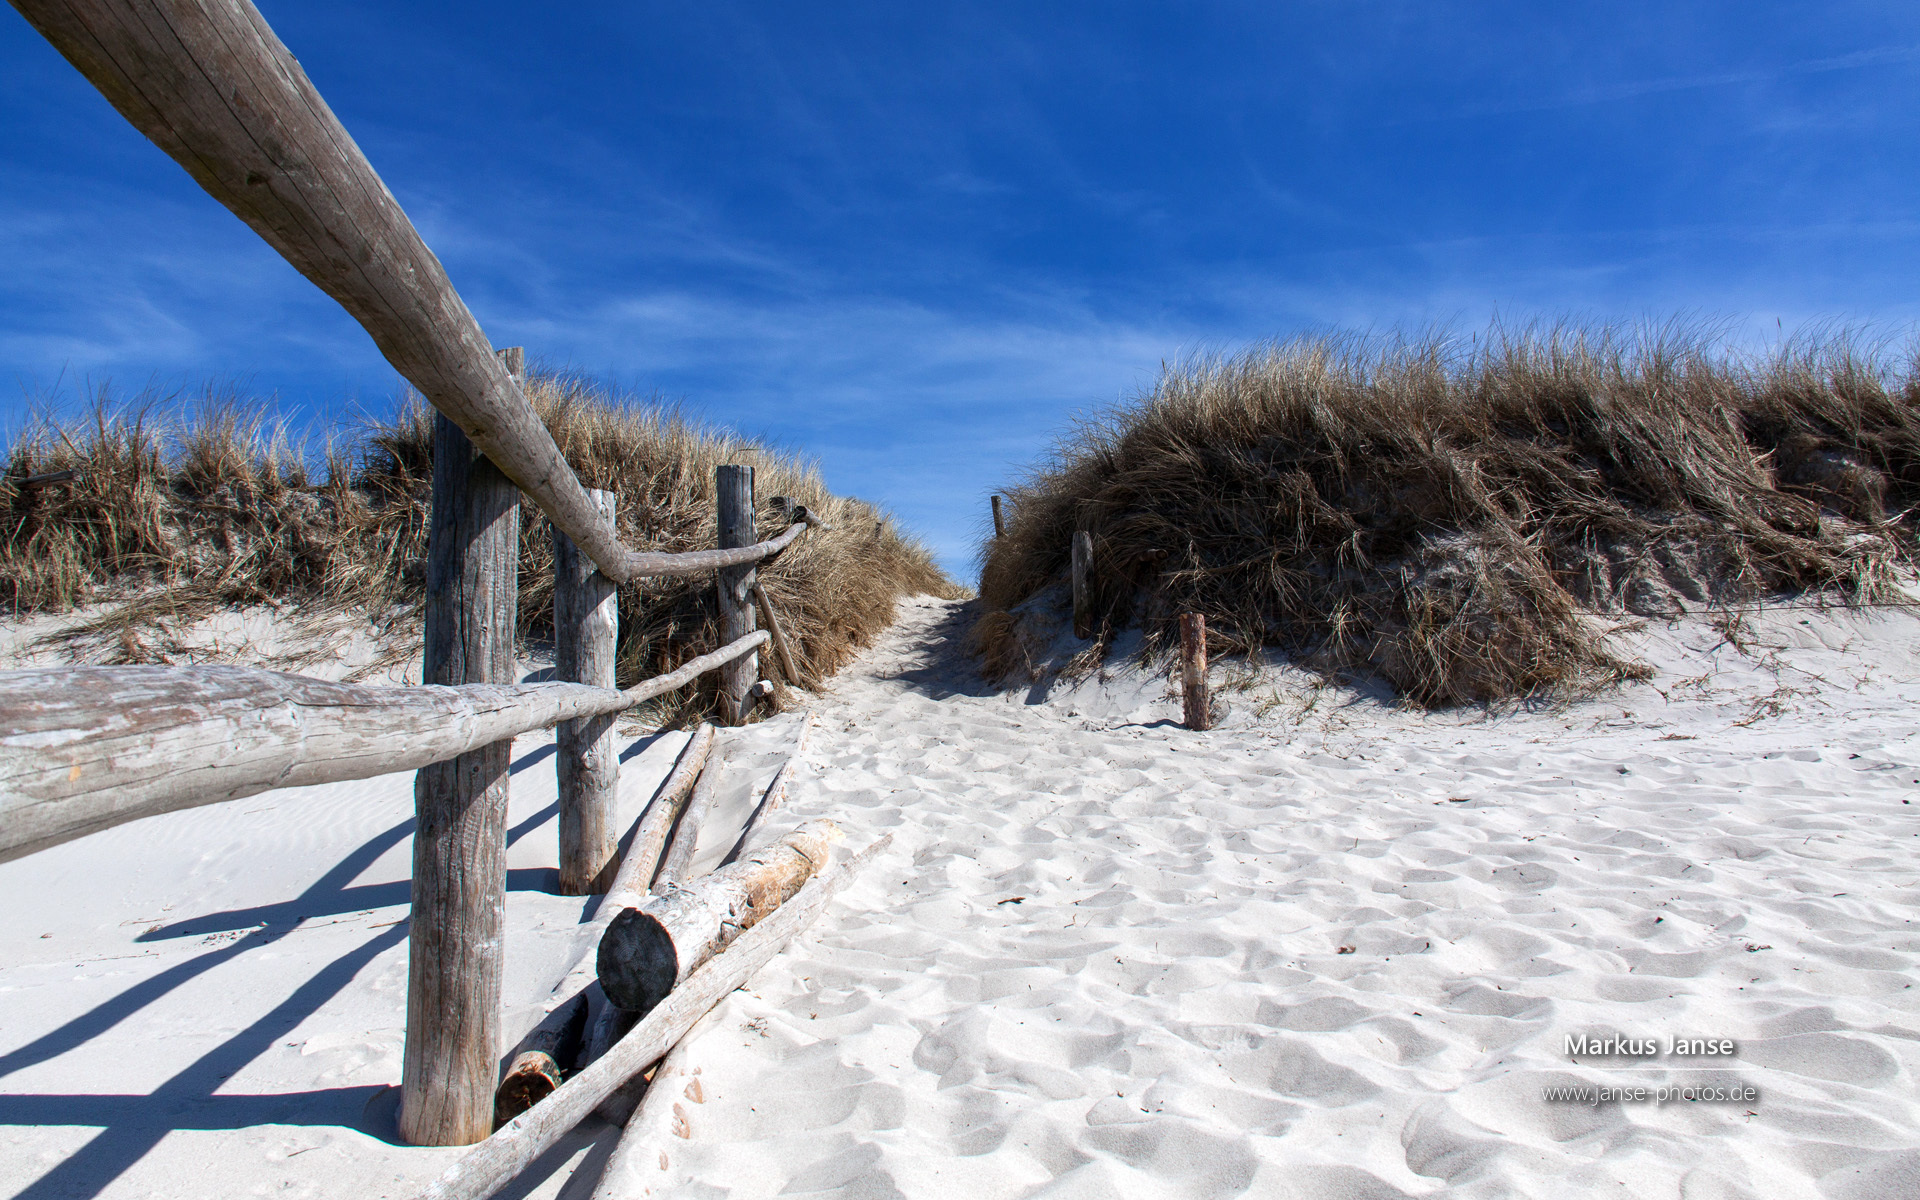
[10,0,820,588]
[0,633,767,864]
[589,1009,725,1194]
[599,820,842,1017]
[751,582,809,689]
[613,725,717,908]
[492,990,589,1129]
[650,750,726,893]
[488,726,714,1124]
[412,834,891,1200]
[719,714,815,868]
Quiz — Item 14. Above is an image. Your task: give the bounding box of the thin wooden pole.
[991,494,1005,538]
[554,488,620,895]
[1179,612,1211,731]
[403,346,523,1147]
[1071,530,1093,639]
[751,582,805,689]
[714,466,757,723]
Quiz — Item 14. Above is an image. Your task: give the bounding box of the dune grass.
[975,322,1920,706]
[2,375,958,719]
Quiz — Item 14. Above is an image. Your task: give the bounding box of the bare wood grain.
[402,400,521,1146]
[0,633,767,863]
[555,488,621,894]
[714,466,758,721]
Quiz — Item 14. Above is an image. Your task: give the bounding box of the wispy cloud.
[1431,42,1920,121]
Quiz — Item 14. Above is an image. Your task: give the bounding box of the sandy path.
[630,596,1920,1199]
[3,595,1919,1198]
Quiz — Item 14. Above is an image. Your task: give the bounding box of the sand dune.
[3,595,1919,1197]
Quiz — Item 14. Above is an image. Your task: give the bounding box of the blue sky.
[5,2,1919,578]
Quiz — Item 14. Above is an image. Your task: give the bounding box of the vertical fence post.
[1179,612,1211,731]
[991,494,1006,538]
[554,487,620,895]
[401,346,524,1145]
[1071,530,1093,639]
[715,465,757,724]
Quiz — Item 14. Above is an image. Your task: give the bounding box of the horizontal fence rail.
[0,631,769,864]
[6,0,824,589]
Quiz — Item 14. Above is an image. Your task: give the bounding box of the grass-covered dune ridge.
[975,324,1920,706]
[2,374,959,717]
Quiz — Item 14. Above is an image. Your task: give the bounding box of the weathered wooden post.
[1179,612,1210,731]
[715,465,757,724]
[401,345,524,1145]
[1071,530,1093,639]
[991,494,1006,538]
[554,487,620,894]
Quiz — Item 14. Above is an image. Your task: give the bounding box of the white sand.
[4,595,1920,1197]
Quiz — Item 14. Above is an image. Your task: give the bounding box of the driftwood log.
[0,634,766,864]
[650,748,724,893]
[489,726,715,1124]
[589,1009,723,1195]
[413,834,891,1200]
[8,0,821,586]
[599,820,841,1017]
[719,714,815,868]
[492,990,588,1130]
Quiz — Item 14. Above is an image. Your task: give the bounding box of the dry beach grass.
[975,322,1920,705]
[1,375,958,717]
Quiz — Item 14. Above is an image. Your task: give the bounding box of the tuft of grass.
[3,375,958,719]
[975,321,1920,707]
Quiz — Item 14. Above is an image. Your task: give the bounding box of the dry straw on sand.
[2,375,958,719]
[975,322,1920,706]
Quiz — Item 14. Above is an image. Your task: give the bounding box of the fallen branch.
[414,834,891,1200]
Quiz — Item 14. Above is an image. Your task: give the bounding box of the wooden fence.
[0,0,829,1158]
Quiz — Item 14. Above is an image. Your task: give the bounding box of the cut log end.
[493,1052,563,1128]
[597,908,681,1016]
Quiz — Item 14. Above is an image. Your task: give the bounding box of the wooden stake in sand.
[414,835,890,1200]
[555,487,622,894]
[1072,530,1094,639]
[715,466,759,724]
[404,355,522,1147]
[991,493,1006,538]
[599,821,842,1017]
[1180,611,1211,731]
